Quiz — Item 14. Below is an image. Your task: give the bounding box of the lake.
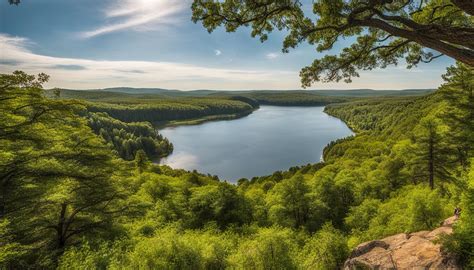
[159,106,353,182]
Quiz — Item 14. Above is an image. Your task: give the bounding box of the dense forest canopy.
[191,0,474,86]
[87,112,173,161]
[46,89,259,124]
[1,62,473,268]
[3,0,473,269]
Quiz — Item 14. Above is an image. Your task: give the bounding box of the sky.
[0,0,455,90]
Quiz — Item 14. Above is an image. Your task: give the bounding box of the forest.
[87,112,173,161]
[2,0,474,268]
[45,88,259,124]
[1,62,473,269]
[217,92,351,106]
[85,98,257,124]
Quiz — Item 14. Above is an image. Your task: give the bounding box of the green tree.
[359,186,449,241]
[128,229,202,270]
[52,88,61,99]
[345,198,382,235]
[229,227,297,270]
[135,149,149,174]
[0,71,123,266]
[440,63,474,170]
[0,219,25,268]
[299,224,349,270]
[189,182,251,229]
[443,159,474,267]
[313,172,355,229]
[192,0,474,87]
[266,174,326,231]
[410,117,453,189]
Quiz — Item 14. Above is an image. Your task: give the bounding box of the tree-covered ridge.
[85,99,255,124]
[47,88,259,124]
[1,64,473,269]
[231,92,351,106]
[324,95,440,136]
[50,88,432,119]
[52,89,356,123]
[87,112,173,161]
[48,87,435,98]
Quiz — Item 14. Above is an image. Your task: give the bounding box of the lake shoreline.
[323,106,359,134]
[154,108,257,129]
[157,106,354,182]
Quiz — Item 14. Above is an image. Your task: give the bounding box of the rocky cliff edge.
[344,216,460,269]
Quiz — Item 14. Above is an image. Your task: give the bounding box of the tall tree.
[134,149,149,174]
[440,63,474,170]
[410,117,453,189]
[188,182,251,229]
[266,174,311,229]
[0,71,123,266]
[192,0,474,87]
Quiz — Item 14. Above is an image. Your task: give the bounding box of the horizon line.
[50,87,436,92]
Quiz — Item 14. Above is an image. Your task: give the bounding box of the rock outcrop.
[344,216,460,269]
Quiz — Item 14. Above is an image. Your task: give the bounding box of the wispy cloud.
[51,64,87,70]
[80,0,188,38]
[0,34,297,90]
[266,52,279,59]
[0,34,448,90]
[214,49,222,56]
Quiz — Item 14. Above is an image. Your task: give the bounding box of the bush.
[442,160,474,268]
[354,186,451,243]
[298,224,349,270]
[228,227,298,269]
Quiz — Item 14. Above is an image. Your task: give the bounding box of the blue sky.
[0,0,454,90]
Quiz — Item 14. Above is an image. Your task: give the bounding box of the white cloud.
[0,34,298,90]
[266,52,279,59]
[214,49,222,56]
[80,0,188,38]
[0,34,448,90]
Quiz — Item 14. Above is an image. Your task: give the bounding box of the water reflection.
[159,106,353,182]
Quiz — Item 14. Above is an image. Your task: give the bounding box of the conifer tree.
[441,63,474,170]
[410,117,453,189]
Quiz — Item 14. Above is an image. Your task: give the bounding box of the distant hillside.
[45,89,141,100]
[45,88,353,107]
[210,89,435,97]
[51,87,435,98]
[309,89,435,97]
[102,87,220,97]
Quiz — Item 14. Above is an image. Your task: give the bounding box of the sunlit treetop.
[192,0,474,87]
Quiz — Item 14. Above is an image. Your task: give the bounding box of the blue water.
[159,106,353,182]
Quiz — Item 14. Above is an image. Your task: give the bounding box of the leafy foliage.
[2,63,473,268]
[0,71,126,268]
[192,0,474,87]
[224,91,350,106]
[88,112,173,160]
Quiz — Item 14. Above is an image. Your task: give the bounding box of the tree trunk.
[364,19,474,67]
[0,173,14,219]
[428,136,435,190]
[0,182,5,218]
[57,203,67,249]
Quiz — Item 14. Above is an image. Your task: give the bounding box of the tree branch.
[451,0,474,15]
